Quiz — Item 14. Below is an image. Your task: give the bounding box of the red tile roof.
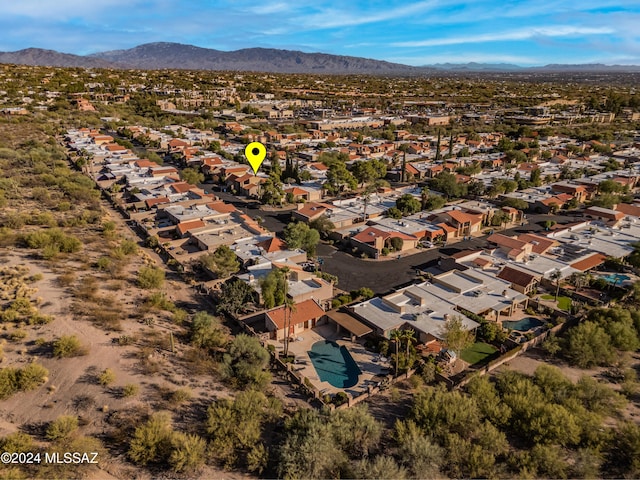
[285,187,308,196]
[170,182,193,194]
[145,197,169,208]
[437,223,457,234]
[516,233,556,254]
[570,253,607,272]
[445,210,482,225]
[497,266,537,287]
[135,159,156,168]
[353,226,389,243]
[176,220,205,235]
[487,233,528,250]
[295,202,330,219]
[266,299,325,330]
[615,203,640,218]
[207,201,237,214]
[257,237,286,253]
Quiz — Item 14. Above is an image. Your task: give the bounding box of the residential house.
[351,226,418,258]
[497,266,539,295]
[265,299,326,341]
[584,206,625,225]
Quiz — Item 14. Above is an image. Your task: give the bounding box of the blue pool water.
[308,341,361,388]
[601,273,631,284]
[502,317,544,332]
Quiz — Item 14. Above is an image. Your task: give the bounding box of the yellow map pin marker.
[245,142,266,175]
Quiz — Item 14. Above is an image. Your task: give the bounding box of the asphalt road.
[201,188,581,294]
[317,235,488,295]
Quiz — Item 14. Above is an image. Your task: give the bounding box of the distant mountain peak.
[0,42,639,74]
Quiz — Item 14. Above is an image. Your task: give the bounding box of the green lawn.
[541,295,572,311]
[460,342,498,365]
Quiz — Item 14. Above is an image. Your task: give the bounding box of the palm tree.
[401,329,415,365]
[550,269,562,301]
[390,330,402,376]
[281,267,294,358]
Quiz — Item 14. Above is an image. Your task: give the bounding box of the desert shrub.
[122,384,140,398]
[16,362,48,391]
[137,266,165,289]
[52,335,87,358]
[46,415,79,441]
[119,239,138,255]
[57,272,76,287]
[0,431,34,453]
[0,362,48,399]
[128,412,174,466]
[96,256,112,271]
[8,330,27,342]
[98,368,116,386]
[168,432,207,473]
[169,388,193,405]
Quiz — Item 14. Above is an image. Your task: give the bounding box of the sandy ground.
[0,208,239,479]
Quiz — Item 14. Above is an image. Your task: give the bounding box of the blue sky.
[1,0,639,66]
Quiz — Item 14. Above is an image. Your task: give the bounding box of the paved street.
[317,236,488,294]
[202,188,581,294]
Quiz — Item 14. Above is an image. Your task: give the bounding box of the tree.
[281,267,295,358]
[490,210,511,229]
[260,177,283,206]
[197,245,239,279]
[260,268,287,309]
[530,168,541,186]
[423,194,446,212]
[351,159,386,187]
[283,222,320,256]
[179,167,204,185]
[221,334,270,389]
[565,321,615,368]
[217,278,258,316]
[503,197,528,210]
[390,330,402,375]
[549,269,562,301]
[429,172,467,199]
[599,179,623,194]
[137,266,165,289]
[191,312,227,352]
[440,315,474,355]
[396,194,421,216]
[206,390,280,470]
[325,162,357,196]
[309,215,335,238]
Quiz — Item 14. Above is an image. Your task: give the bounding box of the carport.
[326,310,372,341]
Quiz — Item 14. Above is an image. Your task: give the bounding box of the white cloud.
[393,26,615,47]
[295,0,441,30]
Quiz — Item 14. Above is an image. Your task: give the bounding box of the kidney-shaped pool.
[308,340,361,389]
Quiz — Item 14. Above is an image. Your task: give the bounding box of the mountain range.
[1,42,639,74]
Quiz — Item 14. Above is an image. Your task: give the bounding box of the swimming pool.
[308,340,361,388]
[600,273,631,285]
[502,317,544,332]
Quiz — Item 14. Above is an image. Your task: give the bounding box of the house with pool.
[265,299,326,341]
[349,263,534,344]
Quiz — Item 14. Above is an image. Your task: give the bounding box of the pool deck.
[269,324,390,397]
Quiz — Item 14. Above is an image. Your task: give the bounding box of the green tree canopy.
[282,222,320,256]
[197,245,239,279]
